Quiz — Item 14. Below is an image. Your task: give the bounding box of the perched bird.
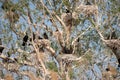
[21,32,43,47]
[118,59,120,67]
[0,47,4,53]
[86,1,91,5]
[22,33,28,46]
[65,9,70,13]
[43,32,48,39]
[38,36,43,40]
[0,39,4,53]
[77,38,80,42]
[62,45,73,54]
[32,32,36,41]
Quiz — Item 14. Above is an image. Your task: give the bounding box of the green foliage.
[83,52,92,61]
[110,0,120,14]
[51,42,59,52]
[69,69,74,79]
[46,62,58,72]
[62,0,71,8]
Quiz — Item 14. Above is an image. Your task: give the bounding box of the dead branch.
[26,9,48,78]
[20,71,42,80]
[46,46,55,56]
[53,30,65,48]
[32,39,48,78]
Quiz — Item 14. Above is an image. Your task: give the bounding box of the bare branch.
[21,71,42,80]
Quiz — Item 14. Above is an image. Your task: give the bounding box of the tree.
[0,0,120,80]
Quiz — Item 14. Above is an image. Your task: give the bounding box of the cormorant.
[43,32,48,39]
[0,39,4,53]
[22,33,28,46]
[65,9,70,13]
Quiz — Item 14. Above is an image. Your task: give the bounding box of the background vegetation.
[0,0,120,80]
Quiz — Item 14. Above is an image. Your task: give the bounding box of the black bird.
[0,39,4,53]
[43,32,48,39]
[22,33,28,46]
[86,2,91,5]
[62,45,73,54]
[38,36,43,40]
[23,32,43,46]
[106,68,110,71]
[77,38,80,42]
[118,59,120,67]
[65,9,70,13]
[0,47,4,53]
[86,1,91,5]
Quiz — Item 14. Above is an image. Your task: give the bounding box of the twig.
[45,46,55,56]
[27,8,48,78]
[40,0,60,31]
[65,71,70,80]
[72,26,91,45]
[0,54,15,61]
[20,71,42,80]
[40,0,67,41]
